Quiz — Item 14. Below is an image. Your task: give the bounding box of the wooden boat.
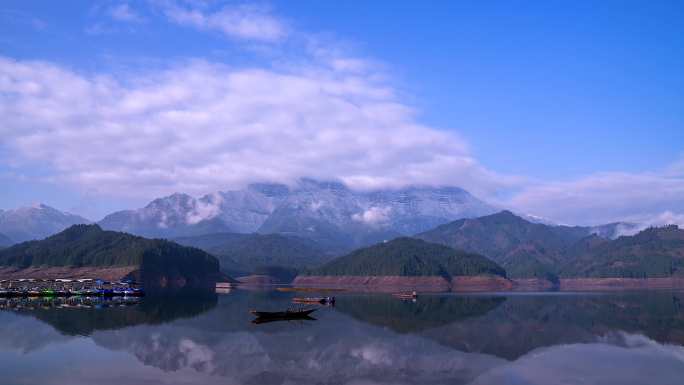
[292,296,335,305]
[392,291,418,300]
[250,308,317,319]
[252,315,316,324]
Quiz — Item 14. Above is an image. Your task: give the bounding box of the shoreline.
[290,275,684,292]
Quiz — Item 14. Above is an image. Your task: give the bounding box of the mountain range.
[98,179,497,252]
[2,179,678,283]
[0,204,90,243]
[416,211,684,279]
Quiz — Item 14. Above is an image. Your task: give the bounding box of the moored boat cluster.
[0,278,144,297]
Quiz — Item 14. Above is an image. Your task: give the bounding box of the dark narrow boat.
[252,315,316,324]
[250,308,317,319]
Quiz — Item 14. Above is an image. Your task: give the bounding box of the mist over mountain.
[99,178,497,251]
[0,204,91,243]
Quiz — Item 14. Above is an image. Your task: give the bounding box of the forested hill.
[416,211,684,279]
[415,210,588,278]
[306,237,506,278]
[559,225,684,278]
[0,224,217,269]
[173,232,331,274]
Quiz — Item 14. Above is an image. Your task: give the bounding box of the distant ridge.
[0,204,90,243]
[559,225,684,278]
[99,178,497,251]
[416,211,684,279]
[173,232,331,275]
[415,211,587,278]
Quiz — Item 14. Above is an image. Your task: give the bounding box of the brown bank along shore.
[291,275,684,292]
[293,275,514,292]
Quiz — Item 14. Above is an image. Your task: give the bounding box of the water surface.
[1,290,684,385]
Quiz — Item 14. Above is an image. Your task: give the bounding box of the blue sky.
[0,0,682,225]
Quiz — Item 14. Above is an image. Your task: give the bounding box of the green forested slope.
[307,237,506,278]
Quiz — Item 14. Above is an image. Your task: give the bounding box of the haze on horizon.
[0,0,682,227]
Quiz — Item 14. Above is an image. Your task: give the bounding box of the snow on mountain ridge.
[98,179,498,247]
[0,204,91,243]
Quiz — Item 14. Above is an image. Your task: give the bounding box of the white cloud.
[0,56,505,201]
[109,4,144,23]
[186,193,223,225]
[612,211,684,237]
[2,2,682,226]
[352,207,392,226]
[506,167,684,225]
[162,2,287,42]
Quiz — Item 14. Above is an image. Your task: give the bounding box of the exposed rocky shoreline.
[558,277,684,290]
[292,275,515,292]
[291,275,684,292]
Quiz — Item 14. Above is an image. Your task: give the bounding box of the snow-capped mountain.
[99,184,290,238]
[0,204,91,243]
[98,178,498,250]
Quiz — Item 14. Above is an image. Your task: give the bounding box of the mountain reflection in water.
[0,290,683,385]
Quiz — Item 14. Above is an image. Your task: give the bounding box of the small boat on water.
[392,291,418,300]
[250,308,317,319]
[292,296,335,305]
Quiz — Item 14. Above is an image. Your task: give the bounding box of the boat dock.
[0,278,144,297]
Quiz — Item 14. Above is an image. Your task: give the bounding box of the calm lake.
[1,289,684,385]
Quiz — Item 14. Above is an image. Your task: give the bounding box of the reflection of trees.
[90,290,506,384]
[334,294,506,333]
[5,289,684,383]
[422,291,684,360]
[12,293,218,336]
